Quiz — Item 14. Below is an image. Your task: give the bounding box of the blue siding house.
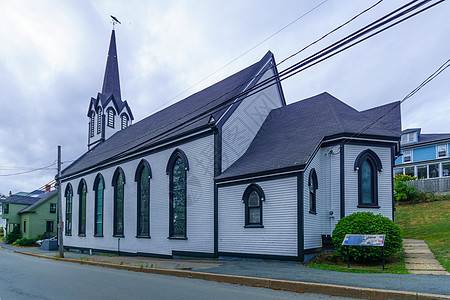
[394,128,450,179]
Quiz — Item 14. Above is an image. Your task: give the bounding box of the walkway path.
[403,238,449,275]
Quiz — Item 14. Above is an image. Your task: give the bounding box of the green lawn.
[395,199,450,272]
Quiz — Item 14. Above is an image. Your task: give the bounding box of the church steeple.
[102,29,121,101]
[87,27,133,150]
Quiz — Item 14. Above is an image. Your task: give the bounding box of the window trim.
[112,167,126,237]
[437,144,447,158]
[107,108,115,128]
[77,179,87,236]
[242,183,265,227]
[121,114,129,130]
[167,149,188,238]
[135,159,152,238]
[354,149,382,208]
[403,149,412,163]
[93,173,105,237]
[65,184,73,236]
[308,169,318,214]
[49,203,56,213]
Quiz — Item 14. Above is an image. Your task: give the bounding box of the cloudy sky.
[0,0,448,194]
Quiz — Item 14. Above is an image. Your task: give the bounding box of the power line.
[64,0,443,169]
[149,1,329,113]
[0,161,56,177]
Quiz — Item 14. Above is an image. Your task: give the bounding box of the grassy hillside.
[395,199,450,272]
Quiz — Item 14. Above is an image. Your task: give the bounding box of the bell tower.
[87,26,134,150]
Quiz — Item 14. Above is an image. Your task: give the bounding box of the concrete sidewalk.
[404,238,449,275]
[1,241,449,298]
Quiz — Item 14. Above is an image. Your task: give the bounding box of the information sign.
[342,234,385,247]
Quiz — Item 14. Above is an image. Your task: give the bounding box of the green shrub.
[332,212,402,262]
[13,238,38,246]
[394,174,418,202]
[5,225,21,244]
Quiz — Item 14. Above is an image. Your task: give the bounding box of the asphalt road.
[0,250,352,300]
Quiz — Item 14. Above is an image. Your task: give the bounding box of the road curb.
[14,250,450,300]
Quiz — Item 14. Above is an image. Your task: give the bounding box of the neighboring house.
[60,29,401,261]
[1,191,57,239]
[0,195,6,232]
[394,128,450,179]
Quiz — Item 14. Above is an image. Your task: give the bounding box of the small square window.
[438,144,447,158]
[50,203,56,213]
[46,221,54,232]
[403,150,412,163]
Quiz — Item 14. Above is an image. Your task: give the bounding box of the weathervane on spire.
[110,15,121,29]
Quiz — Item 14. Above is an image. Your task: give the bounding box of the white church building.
[61,30,401,261]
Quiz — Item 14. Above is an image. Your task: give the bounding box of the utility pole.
[57,145,64,258]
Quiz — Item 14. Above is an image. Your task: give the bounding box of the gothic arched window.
[242,184,265,227]
[65,184,73,236]
[112,167,126,236]
[167,149,189,238]
[308,169,318,214]
[97,107,102,134]
[135,160,152,237]
[121,114,129,130]
[107,108,115,128]
[354,149,383,207]
[77,179,87,236]
[90,111,95,137]
[93,173,104,236]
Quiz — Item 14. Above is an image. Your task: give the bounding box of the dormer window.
[401,132,417,145]
[107,108,115,128]
[121,114,129,130]
[97,107,102,134]
[90,112,95,138]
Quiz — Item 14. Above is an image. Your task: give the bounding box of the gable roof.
[360,101,401,136]
[19,190,57,214]
[62,51,275,179]
[2,194,40,205]
[217,92,401,180]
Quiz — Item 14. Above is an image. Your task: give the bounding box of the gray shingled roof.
[62,51,274,178]
[19,190,57,214]
[2,194,40,205]
[360,101,401,136]
[418,133,450,143]
[217,92,401,180]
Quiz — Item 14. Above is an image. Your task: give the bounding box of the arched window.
[77,179,87,236]
[90,111,95,137]
[121,114,129,130]
[242,184,265,227]
[135,160,152,237]
[93,173,104,236]
[65,184,73,236]
[308,169,318,214]
[354,149,382,207]
[167,149,189,238]
[107,108,115,128]
[112,167,125,237]
[97,107,102,134]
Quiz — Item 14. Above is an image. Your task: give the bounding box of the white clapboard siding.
[62,134,215,255]
[218,177,297,256]
[344,145,393,219]
[303,149,324,250]
[221,67,284,171]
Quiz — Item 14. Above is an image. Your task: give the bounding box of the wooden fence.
[407,177,450,193]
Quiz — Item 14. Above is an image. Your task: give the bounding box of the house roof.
[19,190,57,214]
[62,51,274,179]
[217,92,401,180]
[2,194,40,205]
[360,101,402,136]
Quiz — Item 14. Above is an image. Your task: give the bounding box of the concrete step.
[404,248,432,254]
[408,270,450,275]
[406,263,446,270]
[405,257,441,264]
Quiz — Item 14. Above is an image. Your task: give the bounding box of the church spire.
[102,29,121,101]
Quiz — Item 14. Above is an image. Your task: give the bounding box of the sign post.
[342,234,386,270]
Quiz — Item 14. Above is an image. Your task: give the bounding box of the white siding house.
[61,29,401,261]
